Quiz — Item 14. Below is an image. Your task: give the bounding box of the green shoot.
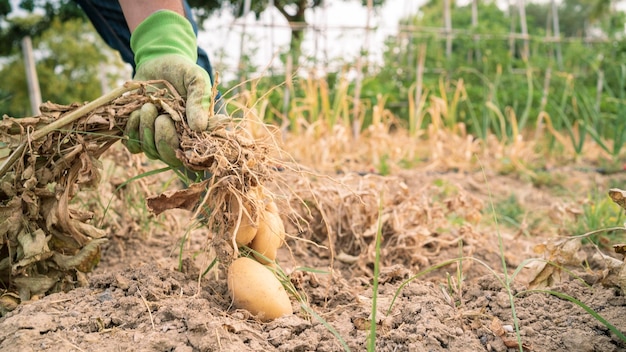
[519,289,626,343]
[367,195,384,352]
[200,257,219,278]
[300,303,352,352]
[482,162,524,352]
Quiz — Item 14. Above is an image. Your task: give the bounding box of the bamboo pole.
[237,0,252,85]
[413,44,427,137]
[508,0,516,57]
[596,70,604,113]
[21,36,42,116]
[518,0,529,60]
[352,0,373,139]
[283,55,292,122]
[551,0,563,69]
[444,0,452,59]
[471,0,481,63]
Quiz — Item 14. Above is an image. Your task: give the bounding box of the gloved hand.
[124,10,213,167]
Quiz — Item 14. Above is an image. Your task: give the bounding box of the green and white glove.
[124,10,213,167]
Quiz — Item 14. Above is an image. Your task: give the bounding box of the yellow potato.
[227,257,293,321]
[249,210,285,264]
[253,186,278,215]
[265,199,279,215]
[228,196,257,246]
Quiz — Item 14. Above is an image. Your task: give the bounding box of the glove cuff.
[131,10,198,68]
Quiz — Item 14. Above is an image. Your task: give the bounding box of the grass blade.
[520,289,626,343]
[367,195,384,352]
[300,303,351,352]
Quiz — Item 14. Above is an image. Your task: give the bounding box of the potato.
[228,196,258,246]
[253,186,278,215]
[265,199,279,215]
[249,210,285,264]
[227,257,293,321]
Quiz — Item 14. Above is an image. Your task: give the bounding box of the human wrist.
[120,0,185,31]
[130,10,198,68]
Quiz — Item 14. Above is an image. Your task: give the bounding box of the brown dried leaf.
[147,180,209,216]
[17,228,50,259]
[156,99,182,122]
[352,317,371,330]
[491,317,532,350]
[502,338,533,351]
[39,101,77,112]
[51,238,107,272]
[609,188,626,210]
[528,262,557,289]
[77,153,101,186]
[40,198,59,230]
[85,114,112,126]
[13,275,59,302]
[69,219,107,239]
[0,199,23,239]
[12,229,54,274]
[0,292,20,315]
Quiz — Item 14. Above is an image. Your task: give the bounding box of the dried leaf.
[0,292,20,315]
[614,244,626,256]
[40,198,59,230]
[0,199,23,239]
[13,275,59,302]
[39,101,77,112]
[352,317,371,330]
[17,229,50,259]
[12,230,54,274]
[85,114,112,127]
[69,219,107,239]
[609,188,626,210]
[502,338,532,351]
[147,180,209,215]
[51,238,107,272]
[528,262,557,289]
[157,100,182,122]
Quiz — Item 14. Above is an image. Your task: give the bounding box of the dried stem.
[0,81,142,178]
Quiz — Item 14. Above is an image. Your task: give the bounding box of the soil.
[1,146,625,352]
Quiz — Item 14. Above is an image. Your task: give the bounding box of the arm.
[119,0,185,32]
[118,1,214,167]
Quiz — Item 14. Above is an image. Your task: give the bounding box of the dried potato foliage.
[609,188,626,211]
[528,235,626,293]
[0,92,149,308]
[0,82,275,313]
[541,189,626,292]
[280,172,484,272]
[148,117,278,265]
[280,117,545,176]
